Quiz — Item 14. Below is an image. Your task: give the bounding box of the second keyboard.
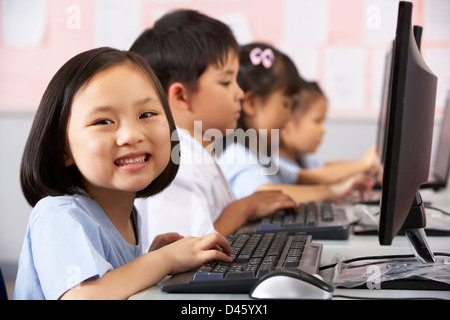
[236,201,350,240]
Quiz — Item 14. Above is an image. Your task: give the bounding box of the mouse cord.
[320,253,450,300]
[424,204,450,216]
[319,252,450,271]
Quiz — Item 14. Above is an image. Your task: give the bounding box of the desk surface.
[130,189,450,300]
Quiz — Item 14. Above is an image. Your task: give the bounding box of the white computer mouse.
[249,269,334,300]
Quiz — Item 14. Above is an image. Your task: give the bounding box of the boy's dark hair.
[129,9,240,92]
[20,47,179,207]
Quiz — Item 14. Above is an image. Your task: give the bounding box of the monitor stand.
[402,191,435,263]
[322,191,450,290]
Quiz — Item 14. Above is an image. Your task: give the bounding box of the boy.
[130,9,297,251]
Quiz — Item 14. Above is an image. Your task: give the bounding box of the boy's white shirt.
[134,127,236,252]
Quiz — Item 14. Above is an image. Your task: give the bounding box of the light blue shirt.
[217,142,285,199]
[277,155,322,184]
[13,193,142,300]
[217,143,325,198]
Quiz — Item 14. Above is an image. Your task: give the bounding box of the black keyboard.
[161,232,322,293]
[236,201,350,240]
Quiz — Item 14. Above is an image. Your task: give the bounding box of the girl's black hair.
[129,9,240,92]
[20,47,179,207]
[238,43,302,101]
[296,80,326,114]
[236,42,303,131]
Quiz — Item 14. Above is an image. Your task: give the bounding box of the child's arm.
[214,190,298,236]
[257,174,374,203]
[148,232,184,252]
[297,146,381,185]
[297,161,369,184]
[59,233,232,300]
[257,184,334,203]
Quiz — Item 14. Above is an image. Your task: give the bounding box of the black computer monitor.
[378,1,438,263]
[377,26,422,166]
[413,25,422,51]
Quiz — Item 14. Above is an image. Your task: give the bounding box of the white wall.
[0,113,34,280]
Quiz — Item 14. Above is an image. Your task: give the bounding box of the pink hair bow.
[249,47,275,69]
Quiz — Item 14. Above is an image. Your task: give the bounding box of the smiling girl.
[13,47,231,300]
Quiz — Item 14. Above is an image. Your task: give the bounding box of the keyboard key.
[283,223,306,229]
[258,224,281,230]
[193,272,225,281]
[306,202,317,227]
[321,202,335,221]
[236,234,262,262]
[283,258,300,268]
[197,265,214,273]
[296,204,307,225]
[225,270,257,279]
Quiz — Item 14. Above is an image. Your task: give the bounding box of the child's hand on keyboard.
[361,145,382,176]
[235,190,298,222]
[148,232,184,252]
[328,174,375,201]
[157,233,233,275]
[215,190,298,235]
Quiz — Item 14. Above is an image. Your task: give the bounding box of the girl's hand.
[157,233,232,275]
[362,146,381,175]
[240,190,298,221]
[214,191,298,236]
[329,174,375,201]
[148,232,184,252]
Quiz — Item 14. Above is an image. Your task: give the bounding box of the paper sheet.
[1,0,47,46]
[283,0,328,45]
[95,0,141,50]
[370,48,390,111]
[425,48,450,109]
[280,45,319,81]
[323,47,366,110]
[220,12,253,45]
[424,0,450,42]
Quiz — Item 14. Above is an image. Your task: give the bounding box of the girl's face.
[282,96,327,154]
[64,62,171,198]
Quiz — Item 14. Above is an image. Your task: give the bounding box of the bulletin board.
[1,0,449,116]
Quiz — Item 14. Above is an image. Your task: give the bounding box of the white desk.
[130,189,450,300]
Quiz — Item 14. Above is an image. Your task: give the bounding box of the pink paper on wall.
[0,0,448,115]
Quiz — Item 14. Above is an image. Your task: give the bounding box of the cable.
[319,252,450,271]
[321,253,450,300]
[424,204,450,216]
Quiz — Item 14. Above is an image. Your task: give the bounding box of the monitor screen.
[378,1,438,248]
[433,94,450,186]
[376,45,392,165]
